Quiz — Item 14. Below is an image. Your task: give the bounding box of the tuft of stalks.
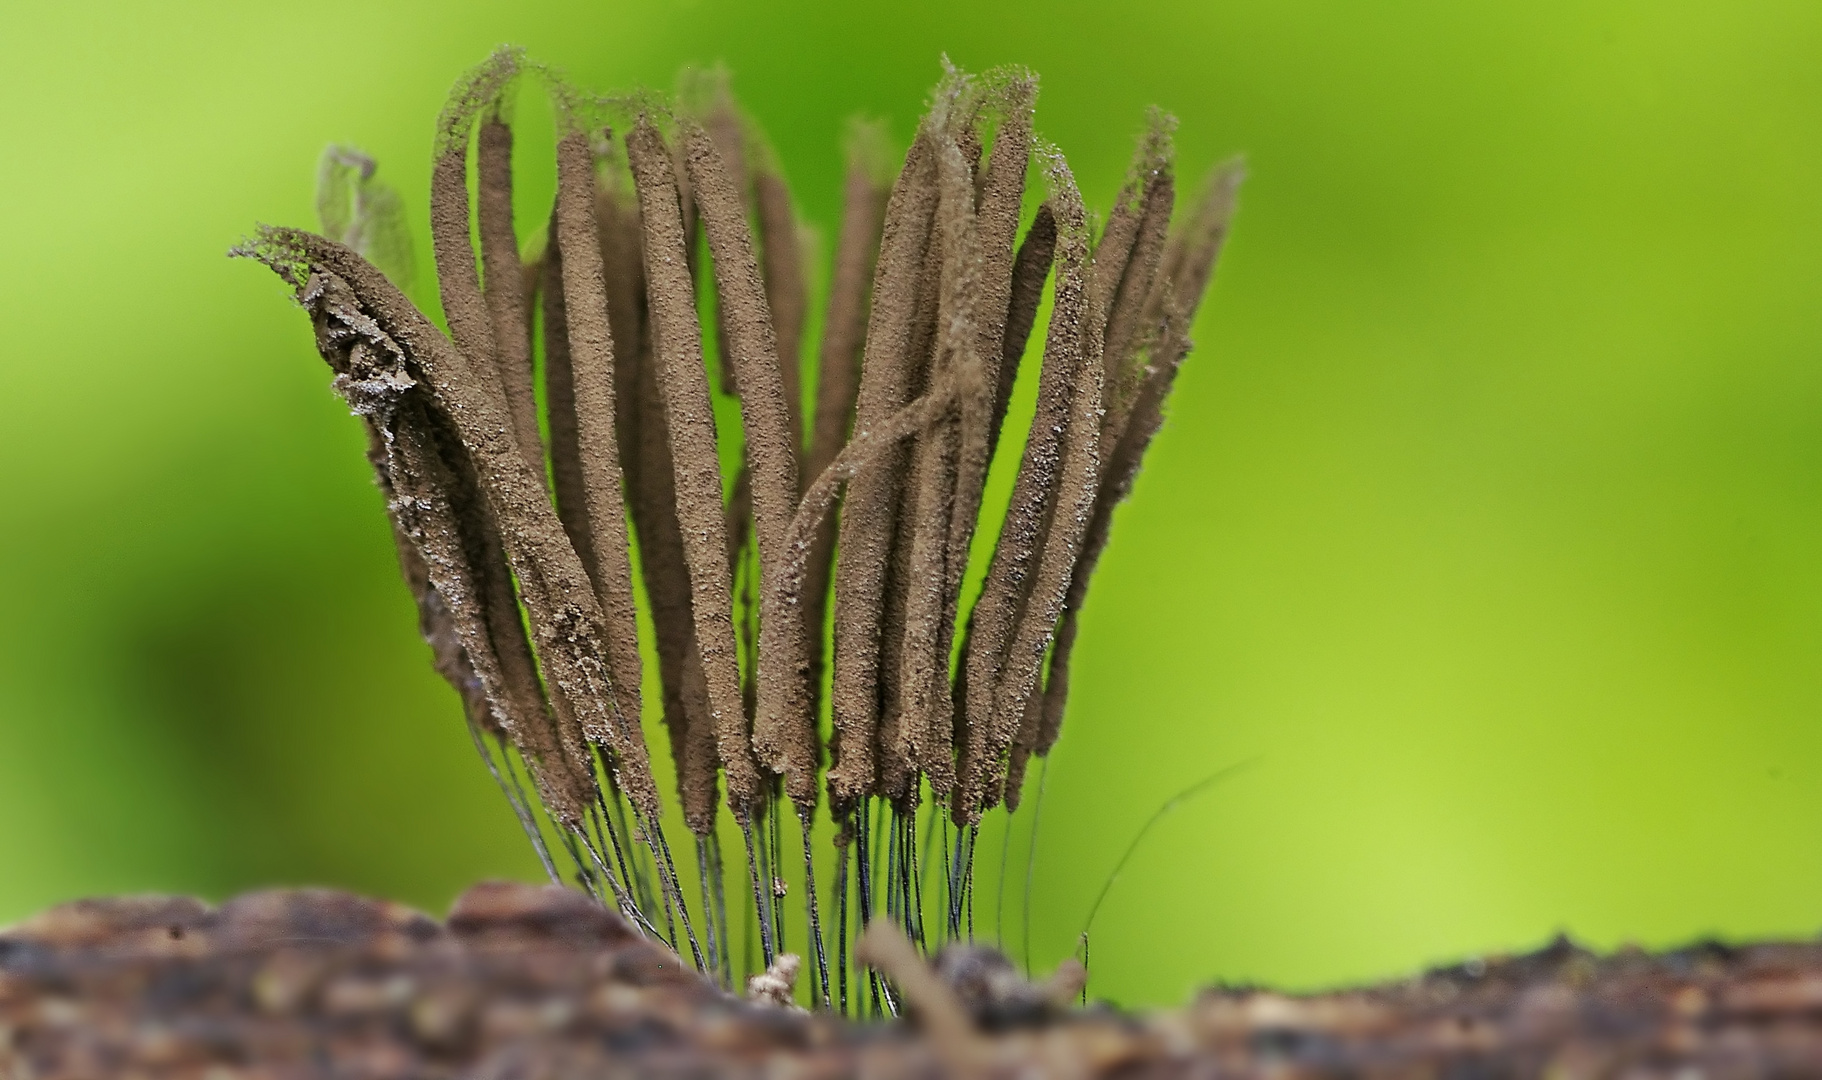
[234,47,1240,1014]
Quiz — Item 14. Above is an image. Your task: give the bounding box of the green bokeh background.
[2,0,1819,1009]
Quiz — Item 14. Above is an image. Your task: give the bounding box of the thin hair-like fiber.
[624,118,763,820]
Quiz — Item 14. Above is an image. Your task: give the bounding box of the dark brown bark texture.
[4,884,1821,1079]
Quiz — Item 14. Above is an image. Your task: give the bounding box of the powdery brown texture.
[552,128,656,816]
[541,236,596,580]
[624,119,762,820]
[955,169,1091,825]
[1037,161,1243,759]
[989,205,1057,460]
[893,119,989,804]
[800,145,889,723]
[260,231,635,828]
[875,121,951,807]
[476,118,542,477]
[945,76,1036,635]
[598,175,724,839]
[755,165,808,457]
[828,131,938,813]
[994,160,1103,813]
[269,258,590,824]
[682,121,817,811]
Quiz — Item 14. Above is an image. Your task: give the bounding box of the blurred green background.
[2,0,1819,1009]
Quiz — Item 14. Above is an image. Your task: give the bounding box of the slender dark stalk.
[948,814,970,939]
[742,820,776,968]
[647,815,707,972]
[766,791,787,958]
[963,824,978,942]
[799,807,831,1009]
[559,828,603,904]
[696,834,721,986]
[474,727,558,882]
[709,830,733,988]
[833,827,851,1016]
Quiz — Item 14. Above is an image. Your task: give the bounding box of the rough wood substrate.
[3,883,1820,1079]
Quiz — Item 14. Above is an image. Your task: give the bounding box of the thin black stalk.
[596,791,665,945]
[596,783,652,921]
[948,815,969,939]
[710,831,732,989]
[558,827,604,905]
[647,814,707,972]
[884,804,900,926]
[833,831,851,1016]
[918,800,938,933]
[858,798,882,1018]
[1080,933,1090,1006]
[743,819,777,968]
[580,812,660,938]
[768,789,788,957]
[938,814,954,944]
[584,803,641,923]
[905,809,926,951]
[600,775,655,917]
[496,738,562,882]
[964,824,977,942]
[471,725,559,883]
[799,807,831,1010]
[696,834,722,987]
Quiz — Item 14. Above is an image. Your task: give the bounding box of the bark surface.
[4,884,1819,1078]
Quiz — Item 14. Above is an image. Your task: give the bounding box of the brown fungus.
[243,52,1238,1005]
